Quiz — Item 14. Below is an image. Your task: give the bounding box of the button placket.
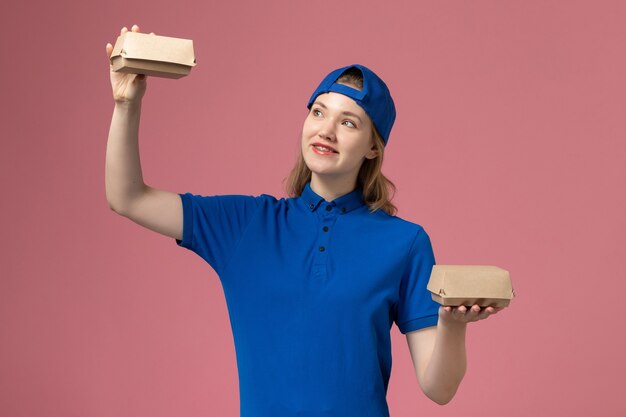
[313,204,337,279]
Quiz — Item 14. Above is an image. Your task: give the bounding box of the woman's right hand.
[106,24,153,104]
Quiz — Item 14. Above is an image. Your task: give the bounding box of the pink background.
[1,1,625,416]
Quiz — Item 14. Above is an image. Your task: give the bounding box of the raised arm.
[104,25,182,240]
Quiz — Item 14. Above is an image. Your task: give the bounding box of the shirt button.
[325,205,332,211]
[319,246,325,252]
[309,203,314,209]
[323,226,329,232]
[341,207,347,213]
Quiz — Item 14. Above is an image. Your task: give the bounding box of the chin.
[308,166,348,179]
[303,155,330,173]
[305,163,333,177]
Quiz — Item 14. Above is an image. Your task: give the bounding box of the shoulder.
[254,193,295,208]
[364,208,427,236]
[179,191,280,216]
[183,191,282,202]
[389,214,434,253]
[347,208,431,255]
[227,192,307,215]
[183,191,305,209]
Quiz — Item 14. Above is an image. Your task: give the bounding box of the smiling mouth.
[312,144,338,154]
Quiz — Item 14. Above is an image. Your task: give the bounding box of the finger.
[474,307,494,320]
[481,305,504,320]
[444,306,452,313]
[121,26,128,35]
[452,306,467,320]
[475,310,491,321]
[132,24,140,32]
[106,43,112,58]
[487,307,503,316]
[460,304,479,321]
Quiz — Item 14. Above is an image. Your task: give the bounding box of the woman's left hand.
[439,304,505,324]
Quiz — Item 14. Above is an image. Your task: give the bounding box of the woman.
[105,24,504,417]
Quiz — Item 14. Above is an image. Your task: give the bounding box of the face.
[301,91,378,183]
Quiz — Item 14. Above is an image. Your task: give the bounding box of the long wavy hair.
[284,68,398,216]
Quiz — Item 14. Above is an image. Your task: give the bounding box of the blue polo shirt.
[175,182,439,417]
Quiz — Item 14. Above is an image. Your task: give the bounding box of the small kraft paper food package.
[110,32,196,79]
[427,265,514,308]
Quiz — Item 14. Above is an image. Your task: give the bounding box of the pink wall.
[2,0,625,416]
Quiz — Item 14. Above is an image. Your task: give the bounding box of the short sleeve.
[175,192,261,274]
[394,227,440,334]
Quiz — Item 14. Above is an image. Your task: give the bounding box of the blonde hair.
[284,69,398,216]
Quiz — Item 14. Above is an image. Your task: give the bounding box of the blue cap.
[306,64,396,145]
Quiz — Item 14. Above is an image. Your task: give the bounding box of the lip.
[311,142,338,153]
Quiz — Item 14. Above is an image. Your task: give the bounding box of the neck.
[310,173,358,202]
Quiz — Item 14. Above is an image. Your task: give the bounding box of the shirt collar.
[301,182,366,214]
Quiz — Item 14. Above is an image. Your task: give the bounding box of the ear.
[365,146,379,160]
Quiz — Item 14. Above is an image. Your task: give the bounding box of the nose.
[317,119,336,141]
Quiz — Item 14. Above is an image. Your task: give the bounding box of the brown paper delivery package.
[427,265,514,307]
[110,32,196,79]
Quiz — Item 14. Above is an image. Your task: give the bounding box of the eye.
[343,120,356,128]
[312,108,322,117]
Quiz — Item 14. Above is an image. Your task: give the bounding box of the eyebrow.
[312,101,363,123]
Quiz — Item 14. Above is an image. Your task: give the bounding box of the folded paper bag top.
[427,265,514,308]
[110,32,196,79]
